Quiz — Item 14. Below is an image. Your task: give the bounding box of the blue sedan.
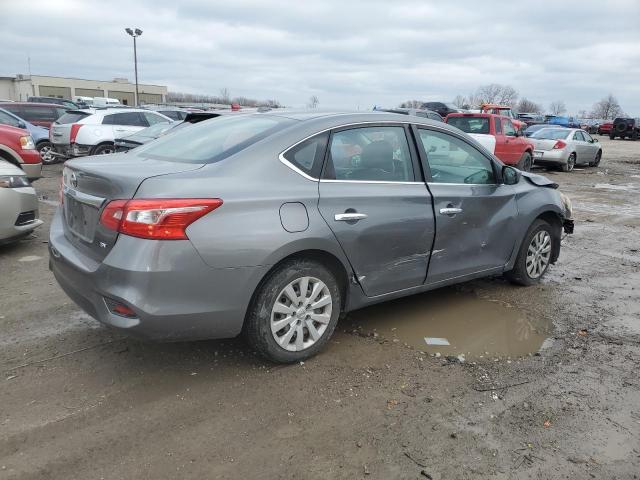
[0,107,54,164]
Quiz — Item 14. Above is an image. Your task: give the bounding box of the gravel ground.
[0,136,638,479]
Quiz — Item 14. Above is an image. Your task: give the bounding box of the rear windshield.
[56,111,91,124]
[531,128,570,140]
[447,116,490,134]
[136,115,294,164]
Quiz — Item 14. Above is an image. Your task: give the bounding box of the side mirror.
[18,121,26,129]
[502,165,521,185]
[515,130,523,137]
[593,138,599,143]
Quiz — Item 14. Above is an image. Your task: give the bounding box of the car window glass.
[573,131,584,141]
[495,117,502,134]
[159,110,182,120]
[418,129,495,185]
[502,120,516,136]
[103,112,147,127]
[20,106,57,122]
[0,110,21,127]
[323,126,414,182]
[447,117,490,134]
[144,112,169,125]
[582,131,593,142]
[283,133,328,178]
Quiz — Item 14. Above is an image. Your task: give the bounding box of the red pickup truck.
[0,124,42,179]
[446,113,535,171]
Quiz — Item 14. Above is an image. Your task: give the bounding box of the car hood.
[521,171,558,189]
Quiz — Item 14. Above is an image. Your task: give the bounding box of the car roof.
[0,101,65,108]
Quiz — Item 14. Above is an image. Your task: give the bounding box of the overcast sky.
[1,0,639,114]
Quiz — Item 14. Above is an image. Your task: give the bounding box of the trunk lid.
[62,153,204,261]
[531,138,562,151]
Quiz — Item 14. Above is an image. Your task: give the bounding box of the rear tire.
[92,143,115,155]
[562,153,576,172]
[244,259,341,363]
[517,152,532,172]
[609,134,615,140]
[506,219,554,286]
[37,141,56,165]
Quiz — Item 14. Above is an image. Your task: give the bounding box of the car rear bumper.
[0,186,43,243]
[48,208,268,341]
[533,149,570,166]
[51,143,92,159]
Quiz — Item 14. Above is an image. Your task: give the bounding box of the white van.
[73,96,94,106]
[93,97,121,107]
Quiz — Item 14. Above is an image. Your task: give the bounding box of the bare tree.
[549,101,566,116]
[307,95,319,109]
[591,94,624,120]
[452,95,469,110]
[517,98,542,114]
[473,84,519,107]
[219,87,230,104]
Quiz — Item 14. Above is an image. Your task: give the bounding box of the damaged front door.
[415,127,518,285]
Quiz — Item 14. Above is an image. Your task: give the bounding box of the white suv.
[50,107,172,159]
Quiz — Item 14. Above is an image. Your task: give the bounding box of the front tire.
[37,141,56,165]
[244,259,341,363]
[506,219,554,286]
[590,150,602,167]
[517,151,532,172]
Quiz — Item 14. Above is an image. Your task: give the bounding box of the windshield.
[136,114,294,164]
[531,128,570,140]
[447,116,490,134]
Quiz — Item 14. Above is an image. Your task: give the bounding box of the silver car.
[530,127,602,172]
[0,160,43,244]
[49,112,573,362]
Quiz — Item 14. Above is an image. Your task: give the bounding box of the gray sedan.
[0,160,43,244]
[49,112,573,362]
[530,128,602,171]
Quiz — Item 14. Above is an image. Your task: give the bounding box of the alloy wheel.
[270,276,332,352]
[39,145,55,164]
[526,230,551,279]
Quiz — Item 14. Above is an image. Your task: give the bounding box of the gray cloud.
[1,0,638,114]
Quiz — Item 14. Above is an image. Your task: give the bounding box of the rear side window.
[143,112,170,125]
[57,111,91,124]
[159,110,185,120]
[323,126,414,182]
[20,106,58,122]
[136,115,293,164]
[282,133,328,178]
[103,112,147,126]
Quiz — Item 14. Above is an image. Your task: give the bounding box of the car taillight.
[70,124,83,143]
[553,140,567,150]
[99,198,223,240]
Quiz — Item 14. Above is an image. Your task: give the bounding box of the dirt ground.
[1,137,639,479]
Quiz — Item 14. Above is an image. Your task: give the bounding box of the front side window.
[573,131,584,141]
[418,129,495,185]
[0,110,21,128]
[582,131,593,142]
[495,117,502,134]
[143,112,170,126]
[502,120,516,136]
[323,126,414,182]
[282,133,328,178]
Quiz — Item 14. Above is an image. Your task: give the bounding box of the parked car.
[421,102,461,118]
[547,116,581,128]
[49,111,573,363]
[49,107,172,159]
[610,117,640,140]
[0,124,42,179]
[446,113,535,170]
[114,112,224,152]
[0,102,68,129]
[530,128,602,171]
[143,106,190,121]
[598,121,613,135]
[0,160,43,244]
[0,107,55,164]
[374,107,443,122]
[28,96,78,109]
[524,124,559,137]
[517,113,545,126]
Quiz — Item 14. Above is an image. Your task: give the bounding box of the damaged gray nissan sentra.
[49,111,573,362]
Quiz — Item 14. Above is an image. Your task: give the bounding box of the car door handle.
[439,207,462,215]
[334,213,367,221]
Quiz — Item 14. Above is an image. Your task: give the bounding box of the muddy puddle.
[345,288,552,359]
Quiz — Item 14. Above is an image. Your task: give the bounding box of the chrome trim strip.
[63,185,105,208]
[320,179,424,185]
[278,154,318,181]
[426,182,499,187]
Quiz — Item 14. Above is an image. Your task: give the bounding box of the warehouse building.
[0,74,167,105]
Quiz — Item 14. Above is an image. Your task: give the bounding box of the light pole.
[125,28,143,106]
